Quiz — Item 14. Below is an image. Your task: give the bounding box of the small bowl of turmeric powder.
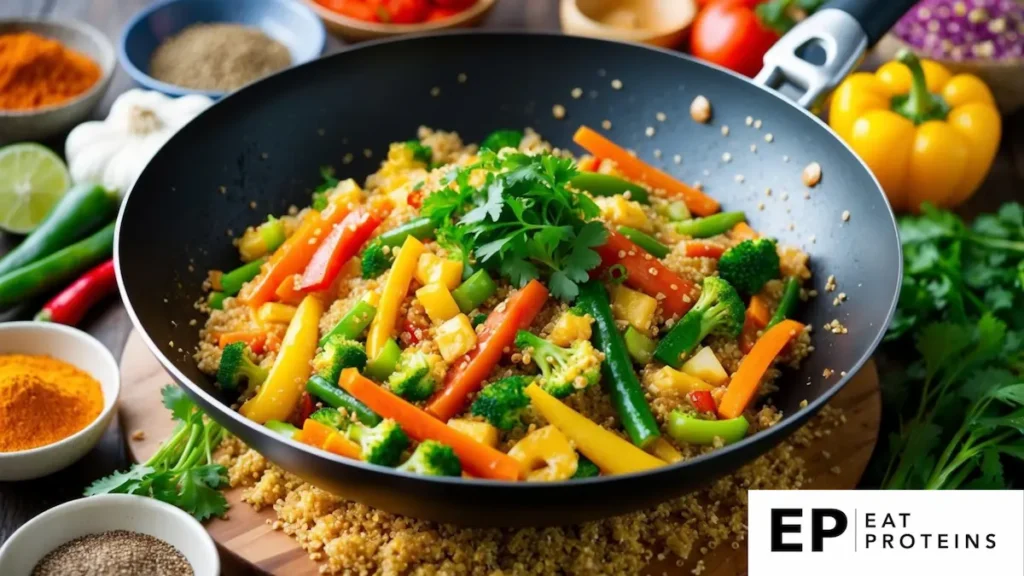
[0,322,120,481]
[0,19,116,145]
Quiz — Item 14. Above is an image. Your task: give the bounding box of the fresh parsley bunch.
[872,202,1024,490]
[422,150,607,301]
[85,385,229,521]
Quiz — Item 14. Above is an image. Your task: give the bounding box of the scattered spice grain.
[32,530,192,576]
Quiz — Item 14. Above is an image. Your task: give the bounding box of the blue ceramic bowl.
[119,0,326,98]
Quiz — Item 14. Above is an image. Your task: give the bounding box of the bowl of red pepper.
[306,0,497,41]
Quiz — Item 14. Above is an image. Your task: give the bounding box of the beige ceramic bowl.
[305,0,497,42]
[560,0,696,49]
[0,322,120,481]
[0,19,116,145]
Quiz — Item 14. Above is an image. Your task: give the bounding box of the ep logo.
[770,508,848,552]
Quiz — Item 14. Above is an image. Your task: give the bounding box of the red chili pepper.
[34,260,117,326]
[688,390,717,415]
[595,230,699,320]
[683,241,726,259]
[297,208,385,292]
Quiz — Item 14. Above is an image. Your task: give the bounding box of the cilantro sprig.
[311,165,339,211]
[85,385,229,521]
[422,150,607,301]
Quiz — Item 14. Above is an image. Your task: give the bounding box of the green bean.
[364,338,401,382]
[220,258,265,296]
[675,211,746,238]
[569,172,649,204]
[207,291,226,310]
[378,217,435,247]
[265,420,300,439]
[767,277,801,329]
[618,227,670,258]
[306,375,382,426]
[320,300,377,346]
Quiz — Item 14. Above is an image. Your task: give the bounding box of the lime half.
[0,143,72,234]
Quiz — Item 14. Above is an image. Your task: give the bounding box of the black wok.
[117,0,909,526]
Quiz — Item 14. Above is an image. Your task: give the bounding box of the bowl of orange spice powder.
[0,322,119,481]
[0,19,115,144]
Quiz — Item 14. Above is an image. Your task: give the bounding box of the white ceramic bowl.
[0,322,120,481]
[0,494,220,576]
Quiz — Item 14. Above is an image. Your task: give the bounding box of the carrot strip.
[339,369,521,480]
[297,418,334,449]
[274,274,306,305]
[595,230,699,320]
[748,295,771,326]
[573,126,720,216]
[683,242,726,259]
[739,295,771,354]
[426,280,549,422]
[217,330,266,353]
[323,431,362,459]
[718,320,805,419]
[730,222,759,241]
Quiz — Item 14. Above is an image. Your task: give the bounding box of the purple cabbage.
[893,0,1023,61]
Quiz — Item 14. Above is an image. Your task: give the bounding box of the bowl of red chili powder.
[0,19,115,144]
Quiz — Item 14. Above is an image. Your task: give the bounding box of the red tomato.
[426,7,461,21]
[318,0,379,22]
[430,0,476,9]
[376,0,430,23]
[690,0,779,78]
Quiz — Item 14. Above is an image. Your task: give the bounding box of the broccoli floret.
[216,342,268,393]
[653,276,745,367]
[404,140,433,164]
[397,440,462,477]
[345,419,409,466]
[309,407,346,430]
[513,330,602,399]
[718,238,780,295]
[313,335,368,383]
[470,376,531,430]
[571,455,600,479]
[480,129,523,152]
[361,240,393,279]
[386,349,443,401]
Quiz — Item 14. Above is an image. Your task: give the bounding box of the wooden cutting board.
[119,330,881,576]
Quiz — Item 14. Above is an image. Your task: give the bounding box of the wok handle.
[753,0,917,110]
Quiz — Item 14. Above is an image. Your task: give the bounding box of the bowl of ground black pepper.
[119,0,326,98]
[0,494,219,576]
[0,322,119,481]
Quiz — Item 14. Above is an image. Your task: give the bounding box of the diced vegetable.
[623,326,657,365]
[718,320,804,419]
[595,196,652,231]
[415,253,462,291]
[367,235,425,359]
[207,291,226,310]
[667,411,749,445]
[416,283,461,324]
[663,200,691,222]
[339,368,521,480]
[297,418,335,448]
[548,309,593,347]
[257,302,296,325]
[653,276,744,368]
[240,295,323,423]
[427,280,549,421]
[450,269,497,313]
[297,209,384,292]
[680,347,729,386]
[323,431,362,459]
[507,425,579,482]
[739,294,771,354]
[610,284,658,332]
[320,297,378,346]
[767,277,801,329]
[435,314,478,363]
[446,419,499,448]
[364,338,402,381]
[646,366,714,396]
[675,212,746,238]
[573,127,720,216]
[569,172,649,204]
[730,221,759,241]
[217,330,266,353]
[306,374,381,426]
[688,390,717,414]
[595,230,698,319]
[525,383,665,475]
[239,216,287,262]
[576,281,661,448]
[618,226,669,258]
[265,420,300,439]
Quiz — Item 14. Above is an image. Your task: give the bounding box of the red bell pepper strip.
[688,390,717,415]
[297,209,384,292]
[595,230,699,320]
[34,259,116,325]
[683,242,726,259]
[426,280,549,422]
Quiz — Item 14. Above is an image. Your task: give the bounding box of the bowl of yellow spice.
[0,322,119,481]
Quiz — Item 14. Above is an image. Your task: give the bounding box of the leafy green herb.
[421,150,607,301]
[754,0,826,35]
[404,141,433,164]
[311,166,339,211]
[85,385,229,521]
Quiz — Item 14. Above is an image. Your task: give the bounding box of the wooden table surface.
[0,0,1021,572]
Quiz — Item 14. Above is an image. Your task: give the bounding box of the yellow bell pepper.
[829,50,1000,212]
[366,235,424,359]
[525,383,665,475]
[241,295,323,423]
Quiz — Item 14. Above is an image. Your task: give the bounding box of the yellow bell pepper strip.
[717,319,804,420]
[366,235,425,359]
[524,383,666,475]
[648,437,683,463]
[829,49,1000,212]
[240,295,324,423]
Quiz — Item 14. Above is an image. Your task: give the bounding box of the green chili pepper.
[451,270,497,313]
[569,172,649,204]
[623,326,657,365]
[265,420,301,439]
[767,277,801,329]
[364,338,401,381]
[675,211,746,238]
[666,411,749,445]
[306,374,382,426]
[618,227,670,258]
[207,291,226,310]
[576,281,660,448]
[220,258,265,296]
[378,217,435,247]
[320,300,377,346]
